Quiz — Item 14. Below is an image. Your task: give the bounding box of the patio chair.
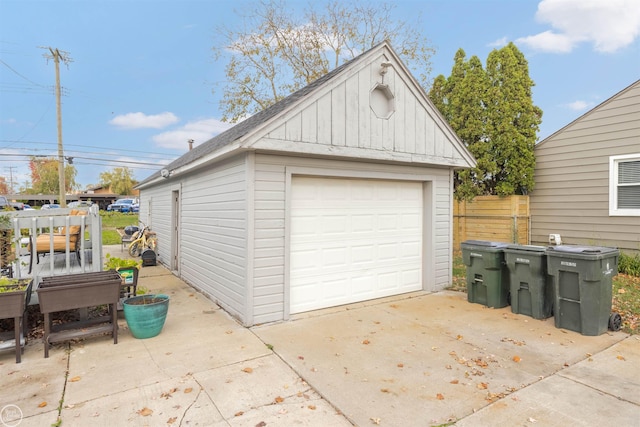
[28,210,87,273]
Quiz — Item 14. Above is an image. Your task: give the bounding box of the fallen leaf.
[225,330,233,334]
[298,355,305,360]
[70,376,81,382]
[389,304,398,308]
[436,393,445,400]
[456,334,463,340]
[235,411,244,417]
[167,417,177,424]
[445,365,452,370]
[397,363,404,368]
[477,382,488,390]
[512,356,521,363]
[450,380,459,384]
[242,367,253,373]
[380,388,390,393]
[255,422,267,427]
[617,355,626,361]
[184,388,193,393]
[529,417,537,423]
[137,407,153,416]
[308,405,316,410]
[362,339,371,345]
[275,396,284,403]
[370,417,381,425]
[618,288,626,294]
[278,408,288,414]
[38,402,47,408]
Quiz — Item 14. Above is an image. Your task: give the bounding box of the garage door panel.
[290,177,423,314]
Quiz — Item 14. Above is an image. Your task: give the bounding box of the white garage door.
[290,176,423,314]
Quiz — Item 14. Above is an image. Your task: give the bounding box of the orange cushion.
[60,210,87,235]
[32,234,79,253]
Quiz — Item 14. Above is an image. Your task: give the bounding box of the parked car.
[107,198,139,213]
[0,196,22,210]
[68,200,94,208]
[41,204,61,209]
[23,204,34,210]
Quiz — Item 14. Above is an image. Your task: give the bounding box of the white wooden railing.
[0,205,103,285]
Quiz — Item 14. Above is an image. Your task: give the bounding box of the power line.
[0,58,47,88]
[0,139,179,160]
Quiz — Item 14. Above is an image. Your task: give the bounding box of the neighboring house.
[531,79,640,253]
[137,41,476,326]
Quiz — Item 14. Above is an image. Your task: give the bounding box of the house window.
[609,153,640,216]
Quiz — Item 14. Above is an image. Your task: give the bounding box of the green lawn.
[450,251,639,335]
[100,212,138,245]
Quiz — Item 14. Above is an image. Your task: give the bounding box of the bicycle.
[128,223,157,257]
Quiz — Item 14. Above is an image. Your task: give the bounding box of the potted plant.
[0,276,32,319]
[122,294,170,339]
[0,276,33,363]
[104,253,142,301]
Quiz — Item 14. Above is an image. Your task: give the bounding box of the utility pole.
[43,47,73,207]
[4,166,16,193]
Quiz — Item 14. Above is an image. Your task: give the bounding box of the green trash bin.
[546,245,620,336]
[461,240,509,308]
[504,245,552,320]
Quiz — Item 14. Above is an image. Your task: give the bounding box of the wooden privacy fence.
[453,195,530,250]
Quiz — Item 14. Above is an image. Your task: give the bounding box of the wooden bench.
[37,271,121,358]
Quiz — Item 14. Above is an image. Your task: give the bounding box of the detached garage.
[137,41,475,326]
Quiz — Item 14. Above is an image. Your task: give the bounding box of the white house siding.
[142,155,250,321]
[256,52,463,167]
[531,81,640,252]
[251,154,453,324]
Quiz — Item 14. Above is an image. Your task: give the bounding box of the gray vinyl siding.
[531,80,640,252]
[251,153,453,325]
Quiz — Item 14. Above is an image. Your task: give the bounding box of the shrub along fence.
[453,195,530,251]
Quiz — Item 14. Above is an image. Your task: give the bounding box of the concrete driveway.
[253,291,640,426]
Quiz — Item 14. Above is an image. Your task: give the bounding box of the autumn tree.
[99,167,137,195]
[429,43,542,200]
[0,177,8,194]
[28,157,78,195]
[214,0,434,122]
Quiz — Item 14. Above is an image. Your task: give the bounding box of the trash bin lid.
[546,245,617,254]
[461,240,509,248]
[505,244,546,253]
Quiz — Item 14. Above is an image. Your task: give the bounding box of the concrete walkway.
[1,261,350,426]
[254,293,640,426]
[1,255,639,426]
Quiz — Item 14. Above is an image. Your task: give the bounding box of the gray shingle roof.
[139,42,385,186]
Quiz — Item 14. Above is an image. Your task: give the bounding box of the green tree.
[428,43,541,200]
[485,42,542,196]
[99,167,136,195]
[214,0,435,123]
[28,157,78,195]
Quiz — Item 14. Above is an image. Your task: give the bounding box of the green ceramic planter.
[123,294,169,339]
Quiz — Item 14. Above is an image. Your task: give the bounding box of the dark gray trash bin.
[504,245,552,320]
[460,240,510,308]
[546,245,620,336]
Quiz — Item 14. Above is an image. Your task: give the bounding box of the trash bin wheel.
[608,313,622,331]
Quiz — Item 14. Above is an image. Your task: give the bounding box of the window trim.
[609,153,640,216]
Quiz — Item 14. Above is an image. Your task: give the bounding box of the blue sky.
[1,0,639,189]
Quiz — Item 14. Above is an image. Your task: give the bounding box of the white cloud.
[152,118,232,149]
[487,37,509,48]
[110,112,179,129]
[565,100,594,111]
[517,0,640,53]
